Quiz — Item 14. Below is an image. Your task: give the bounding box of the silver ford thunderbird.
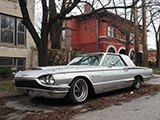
[14,53,153,104]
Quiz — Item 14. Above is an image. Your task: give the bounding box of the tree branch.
[61,0,139,20]
[41,0,48,35]
[19,0,40,46]
[47,0,80,33]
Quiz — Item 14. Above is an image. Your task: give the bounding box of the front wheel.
[67,78,88,104]
[132,77,142,90]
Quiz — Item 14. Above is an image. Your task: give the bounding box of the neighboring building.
[71,5,143,59]
[0,1,35,71]
[148,48,157,62]
[61,20,72,50]
[48,20,72,50]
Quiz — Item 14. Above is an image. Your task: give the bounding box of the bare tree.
[147,1,160,67]
[96,0,139,64]
[18,0,139,66]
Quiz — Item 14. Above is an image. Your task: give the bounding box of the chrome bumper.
[17,86,70,99]
[143,75,152,82]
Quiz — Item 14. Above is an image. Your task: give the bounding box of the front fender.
[54,72,93,86]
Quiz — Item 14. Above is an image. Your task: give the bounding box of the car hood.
[15,65,100,78]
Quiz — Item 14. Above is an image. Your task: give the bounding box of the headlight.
[39,75,55,85]
[48,76,55,84]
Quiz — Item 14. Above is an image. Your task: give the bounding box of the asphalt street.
[0,74,160,120]
[71,75,160,120]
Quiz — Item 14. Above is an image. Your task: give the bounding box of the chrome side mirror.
[109,63,115,67]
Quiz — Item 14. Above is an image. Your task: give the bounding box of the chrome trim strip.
[143,75,152,79]
[93,78,134,86]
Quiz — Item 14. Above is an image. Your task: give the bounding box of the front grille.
[15,80,49,90]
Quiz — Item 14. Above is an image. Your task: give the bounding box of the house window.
[124,34,126,40]
[17,18,26,45]
[130,33,134,42]
[148,54,151,57]
[0,14,26,46]
[0,57,13,66]
[108,47,115,53]
[139,37,142,44]
[130,50,134,60]
[0,57,26,71]
[108,26,115,37]
[16,58,26,71]
[1,15,15,44]
[62,29,65,40]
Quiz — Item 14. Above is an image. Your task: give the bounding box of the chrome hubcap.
[135,78,141,88]
[73,79,88,102]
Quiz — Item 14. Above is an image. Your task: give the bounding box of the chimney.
[84,4,91,13]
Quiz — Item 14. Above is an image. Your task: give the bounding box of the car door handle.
[124,68,128,71]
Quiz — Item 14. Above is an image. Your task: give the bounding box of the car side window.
[102,55,126,67]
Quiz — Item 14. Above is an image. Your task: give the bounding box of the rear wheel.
[132,76,142,90]
[67,78,88,104]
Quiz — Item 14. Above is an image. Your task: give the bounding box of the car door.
[99,54,132,93]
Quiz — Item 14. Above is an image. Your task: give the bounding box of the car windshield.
[68,54,103,66]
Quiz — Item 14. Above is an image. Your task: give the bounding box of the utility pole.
[142,0,148,67]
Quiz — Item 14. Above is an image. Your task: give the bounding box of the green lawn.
[0,82,17,92]
[153,68,160,74]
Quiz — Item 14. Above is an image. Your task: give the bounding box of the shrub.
[148,61,156,68]
[0,67,12,78]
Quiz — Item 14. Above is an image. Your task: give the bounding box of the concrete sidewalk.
[146,74,160,85]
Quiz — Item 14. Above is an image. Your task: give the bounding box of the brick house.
[48,20,72,50]
[148,48,157,62]
[0,1,35,71]
[71,5,143,59]
[61,20,72,50]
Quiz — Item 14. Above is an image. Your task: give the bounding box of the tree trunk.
[49,0,62,49]
[125,32,130,55]
[50,21,62,49]
[38,33,48,66]
[156,32,160,67]
[156,41,159,67]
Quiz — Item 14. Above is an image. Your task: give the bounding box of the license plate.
[29,91,35,96]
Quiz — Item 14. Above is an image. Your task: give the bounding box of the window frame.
[0,57,26,71]
[62,29,65,40]
[148,54,151,57]
[0,14,26,46]
[108,26,115,37]
[0,14,15,44]
[130,33,134,42]
[102,54,127,67]
[16,58,26,71]
[16,18,26,45]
